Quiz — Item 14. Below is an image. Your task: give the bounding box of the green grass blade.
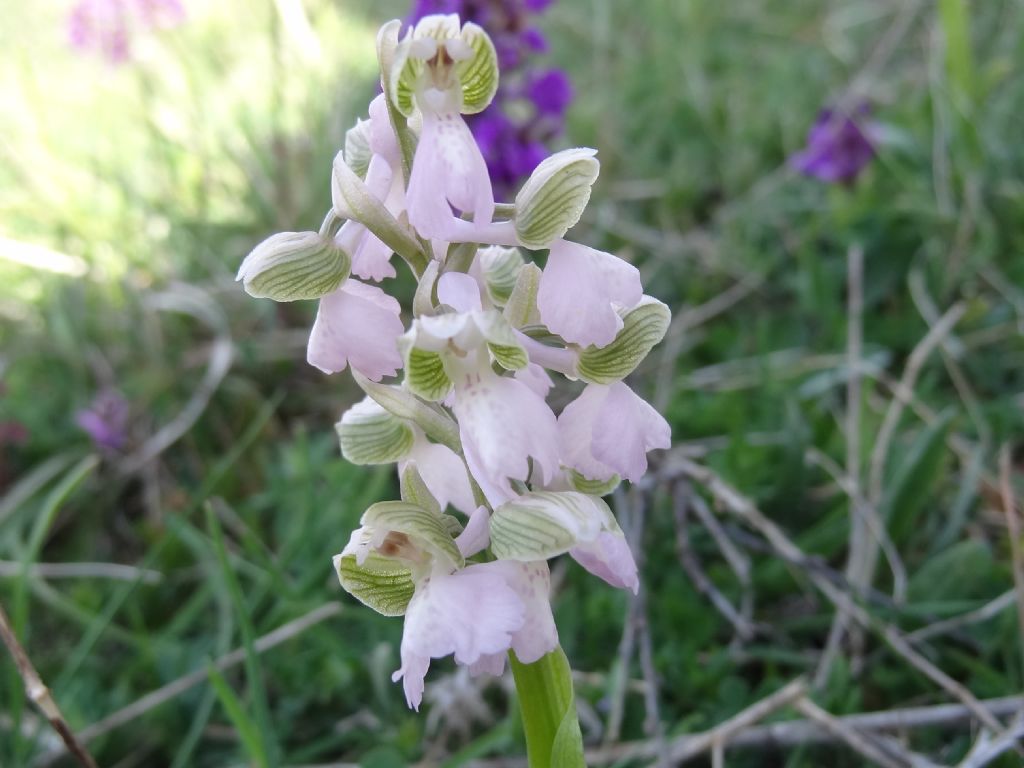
[206,503,278,766]
[206,663,269,768]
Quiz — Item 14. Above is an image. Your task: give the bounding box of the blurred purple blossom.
[76,390,130,452]
[67,0,185,64]
[791,104,877,184]
[408,0,573,196]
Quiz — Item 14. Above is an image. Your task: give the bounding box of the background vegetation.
[1,0,1023,766]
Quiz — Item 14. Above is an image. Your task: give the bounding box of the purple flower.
[791,104,876,184]
[67,0,185,64]
[75,390,129,452]
[528,68,572,117]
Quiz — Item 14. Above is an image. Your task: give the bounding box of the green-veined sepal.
[514,149,599,249]
[334,551,415,617]
[503,263,543,329]
[479,246,524,306]
[568,470,621,497]
[575,297,671,384]
[489,491,619,562]
[352,371,461,454]
[336,397,414,465]
[237,231,350,302]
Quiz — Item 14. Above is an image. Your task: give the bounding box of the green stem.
[509,647,586,768]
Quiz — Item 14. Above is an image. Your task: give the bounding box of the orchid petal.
[537,240,642,347]
[570,530,639,594]
[453,373,560,506]
[455,505,490,558]
[307,280,404,381]
[393,563,525,709]
[437,272,483,313]
[590,382,671,482]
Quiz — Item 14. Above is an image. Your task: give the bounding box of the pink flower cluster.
[239,14,671,711]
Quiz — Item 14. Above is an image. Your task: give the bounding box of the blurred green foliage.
[1,0,1023,766]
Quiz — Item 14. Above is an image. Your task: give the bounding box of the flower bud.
[236,231,350,301]
[336,397,414,466]
[514,148,599,249]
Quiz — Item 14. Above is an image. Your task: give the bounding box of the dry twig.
[794,697,910,768]
[0,602,97,768]
[674,487,756,641]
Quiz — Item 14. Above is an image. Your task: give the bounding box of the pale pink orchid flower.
[387,508,556,709]
[558,381,671,483]
[537,240,642,347]
[307,279,404,381]
[411,274,561,506]
[403,23,495,242]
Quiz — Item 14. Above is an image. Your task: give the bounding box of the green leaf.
[881,409,954,544]
[206,664,269,768]
[576,297,671,384]
[503,263,543,329]
[362,501,464,569]
[908,540,995,602]
[353,371,462,455]
[332,151,427,275]
[336,397,414,465]
[509,647,585,768]
[237,231,350,302]
[938,0,975,106]
[206,505,277,765]
[514,148,599,249]
[489,491,616,561]
[404,347,453,401]
[334,551,415,617]
[479,245,524,306]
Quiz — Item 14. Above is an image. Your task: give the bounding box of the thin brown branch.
[957,712,1024,768]
[794,697,908,768]
[674,488,756,641]
[0,602,97,768]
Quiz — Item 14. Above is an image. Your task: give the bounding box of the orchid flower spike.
[240,14,674,713]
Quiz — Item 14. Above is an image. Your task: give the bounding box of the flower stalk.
[510,648,585,768]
